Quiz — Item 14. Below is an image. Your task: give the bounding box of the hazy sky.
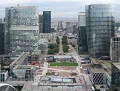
[0,0,120,18]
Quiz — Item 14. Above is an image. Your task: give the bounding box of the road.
[57,21,63,31]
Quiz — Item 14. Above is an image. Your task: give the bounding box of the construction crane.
[31,61,40,69]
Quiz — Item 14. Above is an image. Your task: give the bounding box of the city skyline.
[0,0,120,18]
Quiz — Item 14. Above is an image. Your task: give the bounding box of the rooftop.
[90,58,99,65]
[32,50,41,55]
[13,65,34,70]
[112,63,120,70]
[91,68,105,73]
[0,70,8,74]
[54,55,72,59]
[51,78,72,83]
[10,52,29,66]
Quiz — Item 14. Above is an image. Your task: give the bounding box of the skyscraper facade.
[86,4,115,57]
[5,6,39,57]
[43,11,51,33]
[0,23,5,55]
[39,14,43,33]
[110,37,120,61]
[78,12,88,54]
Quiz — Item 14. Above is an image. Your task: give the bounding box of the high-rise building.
[110,37,120,61]
[43,11,51,33]
[0,23,5,55]
[72,25,77,34]
[39,14,43,33]
[5,6,39,57]
[78,12,88,54]
[86,4,115,57]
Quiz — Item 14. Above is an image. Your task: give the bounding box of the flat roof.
[51,78,72,83]
[91,68,105,73]
[90,58,99,65]
[13,65,33,70]
[112,63,120,70]
[32,50,41,55]
[10,52,29,66]
[54,55,72,59]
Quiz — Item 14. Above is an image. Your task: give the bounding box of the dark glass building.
[43,11,51,33]
[78,26,88,54]
[78,12,88,54]
[0,23,5,55]
[86,4,115,57]
[111,63,120,91]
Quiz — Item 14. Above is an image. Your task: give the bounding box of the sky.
[0,0,120,18]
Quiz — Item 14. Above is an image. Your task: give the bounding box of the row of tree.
[62,36,68,44]
[48,44,59,54]
[56,36,60,44]
[63,44,69,52]
[62,36,69,52]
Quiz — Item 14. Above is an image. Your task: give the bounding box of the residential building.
[43,11,51,33]
[5,6,39,57]
[86,4,115,57]
[0,23,5,55]
[78,12,88,54]
[110,37,120,61]
[39,14,43,33]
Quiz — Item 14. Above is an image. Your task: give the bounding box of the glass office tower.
[86,4,115,57]
[0,23,5,55]
[5,6,39,57]
[43,11,51,33]
[78,12,88,54]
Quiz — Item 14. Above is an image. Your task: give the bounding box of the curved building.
[0,83,16,91]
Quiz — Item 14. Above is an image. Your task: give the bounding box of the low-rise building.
[0,70,8,82]
[91,68,106,85]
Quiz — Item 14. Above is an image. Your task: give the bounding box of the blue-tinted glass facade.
[43,11,51,33]
[0,23,4,55]
[86,4,115,57]
[78,26,88,54]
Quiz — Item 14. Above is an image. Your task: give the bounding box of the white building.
[0,70,8,81]
[39,33,56,44]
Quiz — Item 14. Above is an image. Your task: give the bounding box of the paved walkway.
[42,62,48,76]
[58,37,63,54]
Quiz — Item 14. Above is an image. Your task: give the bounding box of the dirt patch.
[49,66,76,70]
[57,72,72,76]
